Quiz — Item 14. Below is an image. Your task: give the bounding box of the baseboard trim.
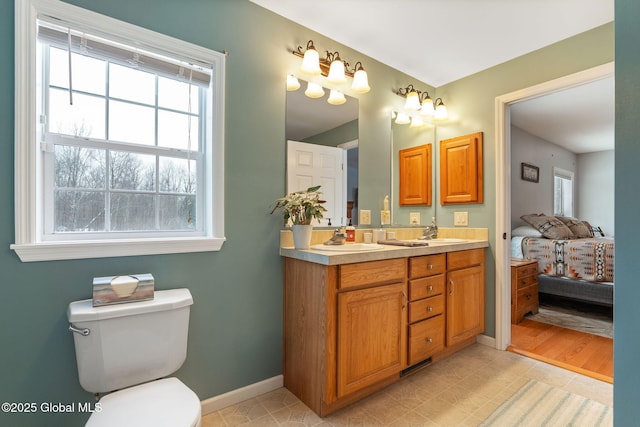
[476,333,497,348]
[200,375,283,415]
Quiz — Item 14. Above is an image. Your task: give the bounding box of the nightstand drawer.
[516,274,537,289]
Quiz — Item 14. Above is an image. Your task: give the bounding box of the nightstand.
[511,258,539,324]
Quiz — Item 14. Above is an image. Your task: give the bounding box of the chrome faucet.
[324,228,347,245]
[419,217,438,240]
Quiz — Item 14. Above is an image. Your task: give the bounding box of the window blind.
[37,19,212,87]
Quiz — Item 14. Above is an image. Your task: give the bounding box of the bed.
[511,214,614,307]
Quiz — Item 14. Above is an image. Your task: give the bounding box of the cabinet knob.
[426,337,433,343]
[526,293,531,300]
[427,285,433,291]
[428,264,433,270]
[427,306,433,312]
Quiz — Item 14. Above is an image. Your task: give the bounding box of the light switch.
[410,212,421,225]
[454,211,468,226]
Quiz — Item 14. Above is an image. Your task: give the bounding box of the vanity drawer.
[408,315,445,366]
[409,254,446,279]
[339,258,406,290]
[409,294,445,323]
[447,248,484,270]
[409,275,445,301]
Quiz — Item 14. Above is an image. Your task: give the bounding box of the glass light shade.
[327,60,347,84]
[351,69,370,93]
[394,112,410,125]
[434,102,448,120]
[304,81,325,98]
[327,89,346,105]
[420,97,435,116]
[300,48,321,75]
[404,91,421,111]
[286,74,300,91]
[410,115,425,128]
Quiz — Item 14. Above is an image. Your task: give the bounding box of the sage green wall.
[0,1,416,425]
[305,119,358,146]
[614,0,640,423]
[433,23,614,337]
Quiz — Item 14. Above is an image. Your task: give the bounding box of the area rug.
[526,301,613,339]
[481,379,612,426]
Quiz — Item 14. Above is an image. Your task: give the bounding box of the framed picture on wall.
[521,162,539,183]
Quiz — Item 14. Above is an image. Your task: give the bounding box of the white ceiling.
[253,0,614,153]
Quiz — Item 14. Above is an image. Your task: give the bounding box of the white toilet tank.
[67,288,193,393]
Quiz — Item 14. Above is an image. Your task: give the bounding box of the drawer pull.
[426,337,433,343]
[427,285,433,291]
[428,264,433,270]
[427,306,433,312]
[526,293,532,300]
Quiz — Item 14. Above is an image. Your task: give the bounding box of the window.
[553,167,574,217]
[12,0,225,261]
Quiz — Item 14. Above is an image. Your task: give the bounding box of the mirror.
[286,79,359,226]
[391,120,436,226]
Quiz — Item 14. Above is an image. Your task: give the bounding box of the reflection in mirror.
[391,120,436,226]
[286,78,359,227]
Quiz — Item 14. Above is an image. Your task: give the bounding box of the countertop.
[280,239,489,266]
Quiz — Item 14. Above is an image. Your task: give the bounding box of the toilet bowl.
[68,288,201,426]
[85,378,201,427]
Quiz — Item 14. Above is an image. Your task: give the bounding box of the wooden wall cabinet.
[399,143,432,205]
[440,132,483,204]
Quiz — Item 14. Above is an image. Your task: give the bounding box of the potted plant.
[271,185,327,249]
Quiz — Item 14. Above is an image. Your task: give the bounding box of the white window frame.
[12,0,225,262]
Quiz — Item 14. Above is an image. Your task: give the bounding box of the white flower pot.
[292,224,313,249]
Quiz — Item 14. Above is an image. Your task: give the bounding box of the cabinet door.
[337,282,407,397]
[440,132,483,204]
[446,265,485,346]
[399,143,432,206]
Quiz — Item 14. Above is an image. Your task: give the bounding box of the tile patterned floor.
[202,343,613,426]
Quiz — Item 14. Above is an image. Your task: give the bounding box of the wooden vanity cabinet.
[283,257,407,416]
[446,249,486,346]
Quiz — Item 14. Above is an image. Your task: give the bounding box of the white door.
[287,140,345,227]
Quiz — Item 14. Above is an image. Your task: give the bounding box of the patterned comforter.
[521,237,614,282]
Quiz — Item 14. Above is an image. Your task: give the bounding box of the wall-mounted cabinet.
[440,132,483,204]
[399,143,432,206]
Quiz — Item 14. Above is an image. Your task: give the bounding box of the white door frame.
[494,62,614,350]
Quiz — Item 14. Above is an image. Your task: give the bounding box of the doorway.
[494,62,614,350]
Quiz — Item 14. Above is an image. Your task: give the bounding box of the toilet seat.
[85,377,201,427]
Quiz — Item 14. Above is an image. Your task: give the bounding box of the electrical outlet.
[409,212,421,225]
[454,211,468,226]
[360,210,371,225]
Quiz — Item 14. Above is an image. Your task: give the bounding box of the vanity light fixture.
[395,84,449,124]
[292,40,371,100]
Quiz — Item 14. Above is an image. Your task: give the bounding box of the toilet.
[67,288,201,426]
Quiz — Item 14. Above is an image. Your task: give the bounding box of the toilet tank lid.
[68,288,193,323]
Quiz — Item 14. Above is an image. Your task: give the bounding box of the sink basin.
[311,243,386,252]
[427,238,467,243]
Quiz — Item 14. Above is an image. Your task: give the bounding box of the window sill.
[10,237,226,262]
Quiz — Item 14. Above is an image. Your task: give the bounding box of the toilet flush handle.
[69,324,90,336]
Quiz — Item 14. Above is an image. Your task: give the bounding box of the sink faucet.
[419,217,438,240]
[324,228,347,245]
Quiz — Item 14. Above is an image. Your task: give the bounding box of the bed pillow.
[511,225,543,237]
[556,216,594,238]
[520,213,575,239]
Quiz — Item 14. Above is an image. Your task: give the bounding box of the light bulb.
[300,48,321,75]
[327,59,347,84]
[394,112,410,125]
[410,115,425,128]
[351,69,370,93]
[304,81,325,98]
[327,89,346,105]
[420,97,435,116]
[404,91,421,111]
[286,74,300,91]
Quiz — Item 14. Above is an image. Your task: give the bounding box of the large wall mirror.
[286,78,359,227]
[391,120,436,226]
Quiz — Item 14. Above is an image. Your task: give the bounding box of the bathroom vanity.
[280,235,488,416]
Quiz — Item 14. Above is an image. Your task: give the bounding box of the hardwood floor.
[508,318,613,383]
